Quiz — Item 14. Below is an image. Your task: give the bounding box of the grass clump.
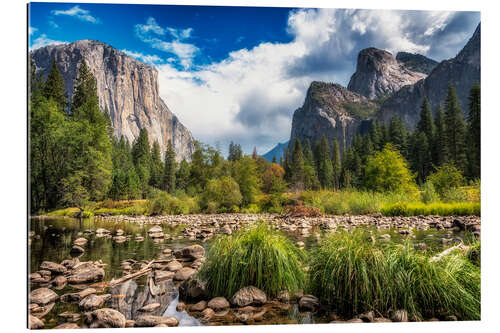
[309,230,480,320]
[199,222,306,299]
[380,202,480,216]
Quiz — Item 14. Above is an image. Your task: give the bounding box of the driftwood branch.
[108,260,155,288]
[429,243,469,262]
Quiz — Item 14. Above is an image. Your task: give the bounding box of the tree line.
[30,56,480,213]
[282,82,480,192]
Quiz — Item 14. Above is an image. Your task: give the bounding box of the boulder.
[70,245,85,254]
[73,237,88,246]
[28,315,44,329]
[61,258,80,269]
[40,261,67,275]
[125,320,135,328]
[166,260,183,272]
[30,302,55,318]
[30,288,58,305]
[360,311,375,322]
[176,302,186,312]
[87,308,126,328]
[189,300,207,312]
[134,315,179,327]
[113,235,127,243]
[201,308,215,321]
[174,267,196,281]
[60,288,96,303]
[298,295,319,312]
[79,294,111,311]
[58,311,80,322]
[176,244,205,260]
[138,303,161,312]
[231,286,267,307]
[148,226,164,238]
[67,263,105,284]
[278,290,290,303]
[154,270,174,282]
[208,297,230,311]
[52,275,67,287]
[179,278,207,301]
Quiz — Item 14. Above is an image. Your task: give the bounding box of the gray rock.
[79,294,111,311]
[138,303,161,312]
[61,288,96,303]
[87,308,126,328]
[174,267,196,281]
[67,263,105,284]
[29,315,44,329]
[298,295,319,312]
[231,286,267,307]
[73,237,88,246]
[70,245,85,254]
[40,261,67,275]
[175,244,205,260]
[30,288,58,305]
[208,297,230,311]
[189,300,207,312]
[134,315,179,327]
[54,323,79,329]
[166,260,183,272]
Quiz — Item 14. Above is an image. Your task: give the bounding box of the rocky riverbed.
[28,214,480,328]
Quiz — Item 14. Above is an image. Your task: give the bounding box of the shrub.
[466,243,481,267]
[201,176,242,212]
[428,164,464,196]
[199,222,306,298]
[309,230,480,320]
[421,181,439,203]
[146,191,198,215]
[380,202,480,216]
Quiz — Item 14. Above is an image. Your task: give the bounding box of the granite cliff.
[31,40,195,160]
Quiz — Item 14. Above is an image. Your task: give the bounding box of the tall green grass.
[381,202,480,216]
[199,222,306,298]
[308,230,480,320]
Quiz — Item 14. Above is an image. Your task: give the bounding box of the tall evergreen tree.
[417,97,435,140]
[331,139,341,190]
[252,146,258,160]
[433,105,447,167]
[149,141,163,188]
[132,128,152,195]
[42,60,66,110]
[228,142,243,161]
[370,121,383,151]
[466,82,481,179]
[176,158,190,191]
[163,140,177,193]
[303,139,314,167]
[316,135,333,188]
[272,155,277,164]
[444,84,467,171]
[290,138,305,190]
[412,132,432,184]
[389,116,407,155]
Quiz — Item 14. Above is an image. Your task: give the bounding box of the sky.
[28,2,480,155]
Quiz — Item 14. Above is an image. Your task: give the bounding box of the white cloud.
[152,9,478,155]
[30,34,67,50]
[121,49,164,65]
[135,17,199,69]
[29,26,37,35]
[52,5,100,24]
[49,20,59,29]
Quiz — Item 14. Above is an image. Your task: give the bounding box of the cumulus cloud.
[152,9,479,155]
[29,26,37,35]
[135,17,198,69]
[122,49,164,65]
[30,34,67,50]
[52,5,100,24]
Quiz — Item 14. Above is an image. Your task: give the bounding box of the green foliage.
[309,230,480,320]
[421,181,440,203]
[466,82,481,179]
[380,202,480,216]
[364,144,417,193]
[232,156,260,206]
[466,242,481,267]
[162,140,176,193]
[428,164,464,196]
[201,176,242,212]
[342,101,377,120]
[199,222,306,298]
[290,138,305,190]
[315,135,333,189]
[444,84,467,171]
[42,60,66,110]
[147,191,199,215]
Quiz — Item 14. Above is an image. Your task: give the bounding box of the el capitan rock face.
[31,40,195,160]
[289,82,376,152]
[377,24,480,130]
[347,47,426,99]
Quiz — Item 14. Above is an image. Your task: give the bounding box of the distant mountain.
[396,52,439,75]
[289,82,376,153]
[31,40,195,160]
[262,141,289,162]
[377,23,480,129]
[347,47,426,99]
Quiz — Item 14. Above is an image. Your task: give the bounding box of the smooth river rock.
[30,288,58,306]
[231,286,267,307]
[87,308,126,328]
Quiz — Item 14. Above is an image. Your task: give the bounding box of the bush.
[201,176,242,212]
[146,191,199,215]
[199,222,306,298]
[309,230,480,320]
[428,164,464,197]
[421,181,439,203]
[466,243,481,267]
[381,202,480,216]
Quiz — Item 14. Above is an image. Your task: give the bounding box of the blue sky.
[28,3,480,155]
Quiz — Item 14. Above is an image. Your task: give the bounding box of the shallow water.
[29,216,464,328]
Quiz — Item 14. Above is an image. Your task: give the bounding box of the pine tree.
[252,146,258,160]
[413,132,432,184]
[331,139,341,190]
[417,97,435,140]
[290,138,305,190]
[42,60,66,110]
[389,116,407,155]
[176,158,190,191]
[433,105,447,167]
[466,82,480,179]
[272,155,277,164]
[228,142,243,161]
[163,140,176,193]
[370,121,383,151]
[303,139,314,167]
[71,60,98,115]
[132,128,152,195]
[444,84,467,171]
[316,135,333,188]
[149,141,163,188]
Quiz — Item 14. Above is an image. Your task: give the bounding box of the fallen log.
[429,243,469,262]
[108,260,155,288]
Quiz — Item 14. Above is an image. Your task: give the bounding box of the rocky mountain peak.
[347,47,426,99]
[31,40,195,160]
[395,52,438,75]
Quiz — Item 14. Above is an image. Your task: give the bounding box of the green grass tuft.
[308,230,480,320]
[380,202,480,216]
[199,222,306,299]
